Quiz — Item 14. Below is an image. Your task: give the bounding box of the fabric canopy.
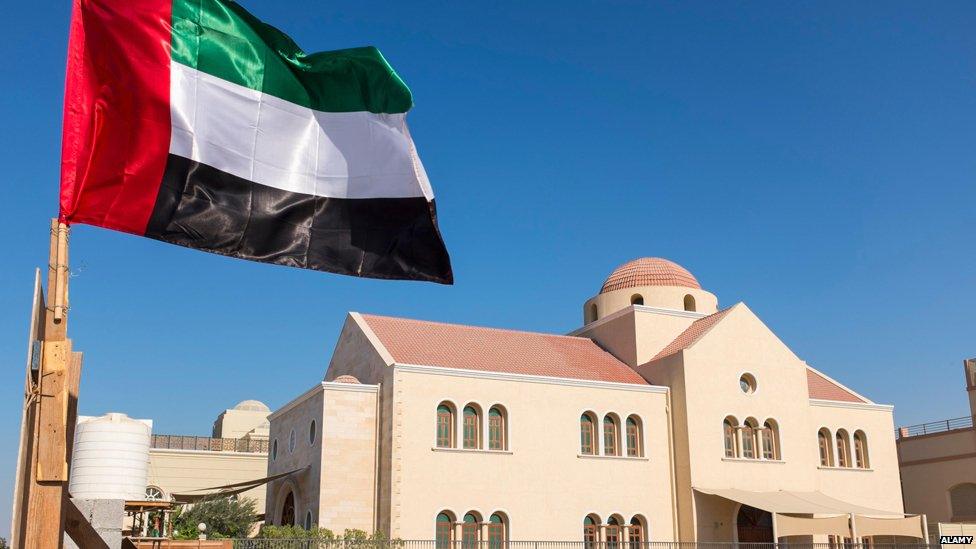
[694,487,900,516]
[776,515,851,538]
[854,516,925,539]
[172,467,306,503]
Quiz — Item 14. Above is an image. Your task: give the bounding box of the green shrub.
[171,497,257,539]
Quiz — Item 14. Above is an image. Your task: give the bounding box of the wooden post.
[20,218,76,549]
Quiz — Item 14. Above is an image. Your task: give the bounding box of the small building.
[268,258,912,542]
[897,359,976,527]
[147,400,271,517]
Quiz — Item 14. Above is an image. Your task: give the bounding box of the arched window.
[853,431,869,468]
[761,420,779,460]
[836,430,852,468]
[463,406,482,449]
[462,512,481,548]
[818,428,833,467]
[741,418,758,459]
[950,483,976,521]
[606,515,622,549]
[724,417,738,458]
[436,403,456,448]
[487,513,507,548]
[626,416,643,457]
[580,413,597,455]
[145,486,165,501]
[304,510,313,530]
[288,429,296,453]
[604,415,621,456]
[684,294,696,312]
[436,512,455,548]
[631,294,644,306]
[583,515,600,549]
[628,516,647,547]
[587,303,598,324]
[489,406,507,451]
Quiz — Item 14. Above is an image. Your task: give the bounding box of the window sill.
[818,465,872,472]
[577,454,649,461]
[721,457,785,464]
[431,447,513,455]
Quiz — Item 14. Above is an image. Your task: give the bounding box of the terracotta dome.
[600,258,701,294]
[333,375,361,384]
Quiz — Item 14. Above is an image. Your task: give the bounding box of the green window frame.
[626,416,641,457]
[437,405,454,448]
[462,513,480,549]
[487,513,506,549]
[580,414,595,455]
[463,406,480,449]
[489,407,506,450]
[604,415,619,456]
[436,513,454,548]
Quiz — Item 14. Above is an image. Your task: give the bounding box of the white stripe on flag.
[169,62,434,200]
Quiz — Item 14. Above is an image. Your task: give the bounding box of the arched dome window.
[630,294,644,306]
[463,405,482,449]
[854,430,869,468]
[580,412,597,455]
[603,414,621,456]
[436,403,456,448]
[586,303,598,324]
[436,512,456,547]
[684,294,696,312]
[836,430,852,467]
[583,515,600,548]
[724,417,739,458]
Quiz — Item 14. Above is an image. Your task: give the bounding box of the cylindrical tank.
[69,413,151,500]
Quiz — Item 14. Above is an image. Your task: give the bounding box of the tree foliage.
[172,497,257,539]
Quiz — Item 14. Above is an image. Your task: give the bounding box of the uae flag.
[59,0,453,284]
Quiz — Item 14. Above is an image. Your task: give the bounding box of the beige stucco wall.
[147,449,268,515]
[388,367,675,541]
[574,307,698,368]
[212,408,270,439]
[898,428,976,523]
[626,304,902,541]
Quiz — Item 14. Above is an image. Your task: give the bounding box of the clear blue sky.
[1,0,974,538]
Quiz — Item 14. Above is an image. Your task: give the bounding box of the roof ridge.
[359,313,592,342]
[650,304,736,361]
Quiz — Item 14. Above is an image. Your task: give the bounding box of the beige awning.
[694,487,900,516]
[172,467,306,503]
[855,516,925,539]
[776,515,851,538]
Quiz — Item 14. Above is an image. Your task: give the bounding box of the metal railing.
[896,416,974,438]
[151,434,269,454]
[230,541,937,549]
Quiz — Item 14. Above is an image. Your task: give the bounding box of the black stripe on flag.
[146,154,453,284]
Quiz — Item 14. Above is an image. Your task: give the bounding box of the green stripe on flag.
[171,0,413,114]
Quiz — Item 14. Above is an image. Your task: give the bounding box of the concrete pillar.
[63,498,124,549]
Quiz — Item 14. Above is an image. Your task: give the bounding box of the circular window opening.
[740,373,757,394]
[272,439,278,460]
[309,420,316,445]
[145,486,164,501]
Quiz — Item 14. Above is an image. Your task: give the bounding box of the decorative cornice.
[394,363,669,394]
[809,399,894,412]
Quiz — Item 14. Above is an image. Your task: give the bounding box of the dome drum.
[584,258,718,323]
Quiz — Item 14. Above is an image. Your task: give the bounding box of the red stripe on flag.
[59,0,173,235]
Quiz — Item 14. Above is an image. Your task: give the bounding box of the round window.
[289,429,297,453]
[309,420,316,445]
[739,373,757,394]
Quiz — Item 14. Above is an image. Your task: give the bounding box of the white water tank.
[69,413,152,500]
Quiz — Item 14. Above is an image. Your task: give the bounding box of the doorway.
[736,504,773,543]
[280,491,296,526]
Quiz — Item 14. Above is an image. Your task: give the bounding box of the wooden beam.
[63,496,110,549]
[44,219,68,341]
[37,339,72,481]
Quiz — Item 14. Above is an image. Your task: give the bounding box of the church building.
[266,258,919,543]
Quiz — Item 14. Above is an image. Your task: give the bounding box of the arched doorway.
[736,505,773,543]
[280,491,296,526]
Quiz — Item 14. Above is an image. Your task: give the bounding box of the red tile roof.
[806,368,865,403]
[651,307,733,361]
[360,314,648,385]
[601,257,701,293]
